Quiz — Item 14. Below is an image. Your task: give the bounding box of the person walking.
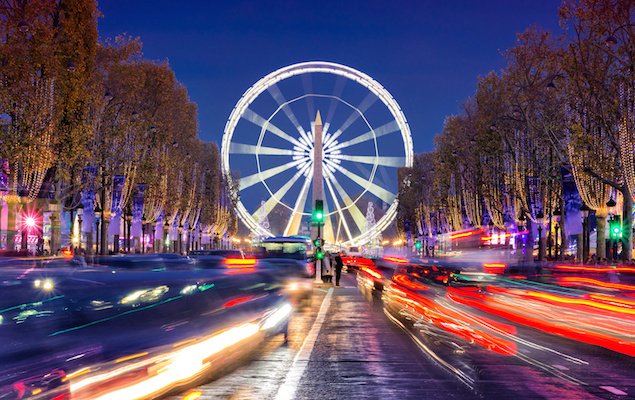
[335,252,344,286]
[322,252,333,283]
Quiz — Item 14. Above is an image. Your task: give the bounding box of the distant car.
[189,249,246,268]
[357,256,407,292]
[90,254,193,270]
[257,237,312,278]
[342,254,375,273]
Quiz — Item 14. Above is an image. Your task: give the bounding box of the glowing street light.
[25,216,36,228]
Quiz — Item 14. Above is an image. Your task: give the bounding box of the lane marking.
[600,386,628,396]
[275,288,333,400]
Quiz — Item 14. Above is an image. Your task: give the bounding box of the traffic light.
[315,249,324,260]
[610,216,623,239]
[415,240,422,250]
[313,199,324,224]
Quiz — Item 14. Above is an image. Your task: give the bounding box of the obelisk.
[312,110,323,207]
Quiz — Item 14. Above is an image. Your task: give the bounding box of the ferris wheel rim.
[221,61,414,245]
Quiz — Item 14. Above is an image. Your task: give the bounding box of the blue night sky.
[98,0,561,153]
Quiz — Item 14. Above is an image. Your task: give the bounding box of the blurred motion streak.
[73,323,261,399]
[447,286,635,356]
[387,283,517,356]
[557,276,635,292]
[553,265,635,274]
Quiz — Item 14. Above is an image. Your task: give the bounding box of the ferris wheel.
[221,61,413,246]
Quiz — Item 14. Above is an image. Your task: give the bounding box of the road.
[172,273,635,400]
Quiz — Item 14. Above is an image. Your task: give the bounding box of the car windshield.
[260,242,307,260]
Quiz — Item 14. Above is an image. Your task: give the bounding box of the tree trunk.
[559,195,566,260]
[100,217,109,255]
[622,186,633,261]
[596,211,607,260]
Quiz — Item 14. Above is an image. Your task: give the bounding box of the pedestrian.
[322,252,333,283]
[335,252,344,286]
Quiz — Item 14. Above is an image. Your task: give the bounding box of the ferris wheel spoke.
[328,154,406,167]
[284,173,312,236]
[252,165,307,221]
[267,84,312,143]
[327,172,367,236]
[324,174,354,244]
[239,159,305,190]
[328,120,400,151]
[327,160,395,204]
[242,108,305,149]
[229,142,294,156]
[324,92,378,148]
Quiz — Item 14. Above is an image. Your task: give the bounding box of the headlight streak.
[261,303,292,330]
[69,302,293,398]
[78,323,261,400]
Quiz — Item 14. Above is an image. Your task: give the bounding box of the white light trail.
[329,120,400,151]
[284,173,312,236]
[326,92,378,146]
[240,159,305,190]
[229,142,294,156]
[326,171,368,234]
[328,154,406,168]
[330,162,395,204]
[242,108,303,148]
[324,174,353,244]
[252,163,309,220]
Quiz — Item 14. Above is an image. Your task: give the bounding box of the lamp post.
[77,205,84,252]
[124,207,133,253]
[606,197,617,260]
[537,211,545,261]
[178,223,183,255]
[580,203,590,262]
[163,217,170,253]
[553,207,561,260]
[141,215,147,254]
[94,205,101,255]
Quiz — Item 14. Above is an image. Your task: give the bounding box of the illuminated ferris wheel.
[221,61,413,246]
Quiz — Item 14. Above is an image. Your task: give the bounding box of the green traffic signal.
[415,241,422,250]
[313,199,324,223]
[313,239,321,247]
[316,250,324,260]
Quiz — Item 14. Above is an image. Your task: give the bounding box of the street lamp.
[124,207,133,253]
[580,203,590,262]
[536,211,545,261]
[163,217,170,253]
[142,214,148,254]
[553,207,561,260]
[94,205,102,255]
[178,223,184,254]
[77,204,84,251]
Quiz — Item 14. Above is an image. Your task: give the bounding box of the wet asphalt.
[169,274,635,400]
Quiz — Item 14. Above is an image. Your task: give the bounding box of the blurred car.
[90,254,193,270]
[256,237,312,278]
[342,254,376,273]
[257,237,313,303]
[357,256,406,292]
[189,249,246,268]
